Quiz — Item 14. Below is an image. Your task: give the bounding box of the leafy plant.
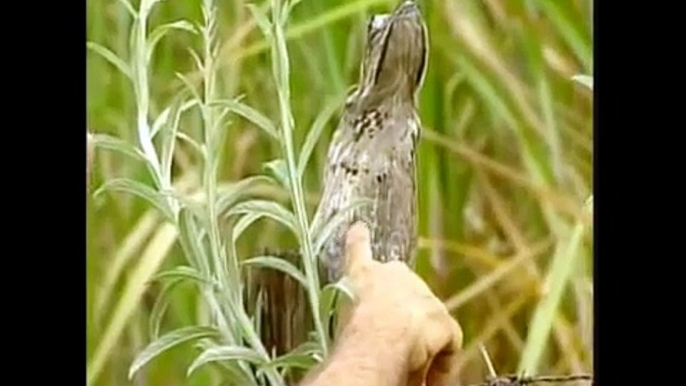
[88,0,346,385]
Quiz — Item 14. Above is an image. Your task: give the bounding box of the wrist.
[330,304,412,384]
[302,304,412,386]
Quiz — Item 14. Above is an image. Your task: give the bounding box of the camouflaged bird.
[312,1,429,282]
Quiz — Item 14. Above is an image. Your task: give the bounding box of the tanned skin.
[301,222,463,386]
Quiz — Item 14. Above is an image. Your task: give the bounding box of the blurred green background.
[87,0,593,385]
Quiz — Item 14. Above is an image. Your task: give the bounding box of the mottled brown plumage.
[312,0,428,282]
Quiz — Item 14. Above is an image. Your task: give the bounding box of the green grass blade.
[518,221,586,375]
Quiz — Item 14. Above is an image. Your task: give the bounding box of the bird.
[311,0,429,283]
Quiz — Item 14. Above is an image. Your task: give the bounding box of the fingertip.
[345,221,370,248]
[344,221,373,273]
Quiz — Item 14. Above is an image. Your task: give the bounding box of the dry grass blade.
[423,129,587,226]
[445,240,551,311]
[94,212,160,320]
[457,292,531,373]
[87,224,178,386]
[418,237,502,270]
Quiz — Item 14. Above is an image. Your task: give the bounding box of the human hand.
[337,221,463,386]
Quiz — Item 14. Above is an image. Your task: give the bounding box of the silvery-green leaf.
[242,256,307,287]
[263,159,290,190]
[92,134,147,164]
[147,21,196,62]
[210,99,278,141]
[226,200,298,236]
[187,346,266,376]
[216,175,276,215]
[148,277,184,340]
[129,326,218,379]
[87,42,132,80]
[94,178,174,221]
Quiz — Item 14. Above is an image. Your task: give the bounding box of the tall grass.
[87,0,593,385]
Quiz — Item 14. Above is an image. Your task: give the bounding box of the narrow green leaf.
[92,134,147,164]
[267,340,319,370]
[158,189,205,223]
[188,47,205,73]
[518,222,585,375]
[193,342,258,386]
[87,42,132,80]
[159,96,191,182]
[532,0,592,70]
[232,212,263,244]
[226,200,298,236]
[216,175,276,215]
[129,326,218,379]
[297,96,340,176]
[149,277,184,340]
[175,132,203,156]
[246,3,273,40]
[140,0,168,16]
[326,278,355,302]
[147,20,197,62]
[151,100,198,139]
[176,72,203,105]
[116,0,137,17]
[153,266,213,286]
[319,278,355,343]
[210,99,279,141]
[283,0,304,22]
[187,346,266,376]
[263,159,290,190]
[94,178,173,221]
[178,209,210,275]
[453,54,520,131]
[242,256,307,288]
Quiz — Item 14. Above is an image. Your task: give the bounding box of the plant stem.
[270,0,327,355]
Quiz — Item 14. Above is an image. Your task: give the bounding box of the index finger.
[343,221,374,278]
